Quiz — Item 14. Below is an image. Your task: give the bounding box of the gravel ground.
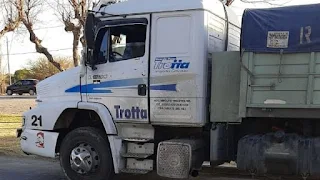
[0,99,36,116]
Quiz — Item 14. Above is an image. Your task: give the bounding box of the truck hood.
[36,66,81,102]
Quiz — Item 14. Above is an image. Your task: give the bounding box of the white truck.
[17,0,320,180]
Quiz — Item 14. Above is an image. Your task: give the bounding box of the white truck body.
[18,0,240,179]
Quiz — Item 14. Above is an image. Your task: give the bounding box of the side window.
[95,24,147,63]
[95,29,109,64]
[109,24,146,62]
[15,81,22,86]
[24,81,32,85]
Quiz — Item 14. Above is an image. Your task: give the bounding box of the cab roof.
[95,0,223,14]
[94,0,240,27]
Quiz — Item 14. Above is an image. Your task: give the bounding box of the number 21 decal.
[31,115,42,127]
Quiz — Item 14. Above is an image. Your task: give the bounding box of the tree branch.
[22,18,64,71]
[225,0,235,6]
[18,0,63,72]
[0,0,23,39]
[53,0,91,67]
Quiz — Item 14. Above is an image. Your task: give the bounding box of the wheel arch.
[54,102,120,173]
[53,102,117,133]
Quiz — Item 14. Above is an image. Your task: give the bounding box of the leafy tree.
[3,0,64,71]
[27,56,73,80]
[14,69,32,81]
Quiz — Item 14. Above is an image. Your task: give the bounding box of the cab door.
[85,16,150,123]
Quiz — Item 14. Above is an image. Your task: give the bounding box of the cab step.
[123,138,152,142]
[120,168,151,174]
[121,152,153,158]
[120,158,153,174]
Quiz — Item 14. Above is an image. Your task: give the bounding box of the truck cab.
[18,0,241,179]
[18,1,320,180]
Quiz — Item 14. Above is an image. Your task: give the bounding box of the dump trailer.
[16,0,320,179]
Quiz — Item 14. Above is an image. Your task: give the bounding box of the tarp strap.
[278,49,284,83]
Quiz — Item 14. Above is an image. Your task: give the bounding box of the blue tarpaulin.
[241,3,320,53]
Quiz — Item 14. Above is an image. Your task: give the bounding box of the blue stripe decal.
[65,78,177,93]
[114,84,177,91]
[65,85,81,93]
[150,84,176,91]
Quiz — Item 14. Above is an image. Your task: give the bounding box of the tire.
[29,89,35,95]
[6,90,13,96]
[60,127,114,180]
[18,93,23,95]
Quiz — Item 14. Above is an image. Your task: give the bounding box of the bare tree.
[15,0,64,71]
[0,0,23,38]
[52,0,95,67]
[0,0,23,93]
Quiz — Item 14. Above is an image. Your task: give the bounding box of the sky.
[0,0,319,74]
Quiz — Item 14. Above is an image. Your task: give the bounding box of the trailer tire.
[59,127,114,180]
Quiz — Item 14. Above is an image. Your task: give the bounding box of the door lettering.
[114,105,147,119]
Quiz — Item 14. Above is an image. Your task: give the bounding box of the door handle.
[138,84,147,96]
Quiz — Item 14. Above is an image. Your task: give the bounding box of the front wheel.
[60,127,114,180]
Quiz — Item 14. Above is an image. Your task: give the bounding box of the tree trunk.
[0,18,21,39]
[80,36,86,47]
[72,29,81,67]
[22,19,64,72]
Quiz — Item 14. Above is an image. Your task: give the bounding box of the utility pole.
[6,36,11,85]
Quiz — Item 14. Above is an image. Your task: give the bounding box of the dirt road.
[0,98,36,116]
[0,156,255,180]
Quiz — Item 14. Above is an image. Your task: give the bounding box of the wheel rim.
[29,90,34,95]
[70,143,100,175]
[7,90,12,95]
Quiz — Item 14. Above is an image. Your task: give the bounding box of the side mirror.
[84,13,95,50]
[84,13,99,70]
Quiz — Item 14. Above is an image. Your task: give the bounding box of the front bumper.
[18,128,59,158]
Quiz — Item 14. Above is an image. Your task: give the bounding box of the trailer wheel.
[59,127,114,180]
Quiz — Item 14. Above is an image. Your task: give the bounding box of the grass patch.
[0,115,21,122]
[0,115,24,156]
